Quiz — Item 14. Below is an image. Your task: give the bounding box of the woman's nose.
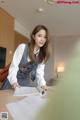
[41,37,45,41]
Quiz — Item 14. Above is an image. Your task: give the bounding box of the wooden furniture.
[0,8,29,66]
[0,8,14,65]
[15,31,29,48]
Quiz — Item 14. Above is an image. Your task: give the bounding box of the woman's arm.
[7,44,26,86]
[36,62,46,87]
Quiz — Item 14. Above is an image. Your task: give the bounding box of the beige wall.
[45,35,80,80]
[53,36,80,77]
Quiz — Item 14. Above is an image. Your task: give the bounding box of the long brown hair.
[28,25,50,63]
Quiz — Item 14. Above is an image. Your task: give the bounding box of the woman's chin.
[39,44,44,47]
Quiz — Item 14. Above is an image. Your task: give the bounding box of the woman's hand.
[41,85,47,91]
[12,82,20,90]
[41,85,47,94]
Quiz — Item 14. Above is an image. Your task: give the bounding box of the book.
[13,86,40,96]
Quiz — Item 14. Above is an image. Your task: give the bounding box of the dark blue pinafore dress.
[1,45,38,89]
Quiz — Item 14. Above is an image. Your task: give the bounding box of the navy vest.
[17,44,38,86]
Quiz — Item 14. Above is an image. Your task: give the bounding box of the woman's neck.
[34,45,40,53]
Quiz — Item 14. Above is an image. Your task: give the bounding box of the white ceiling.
[0,0,80,36]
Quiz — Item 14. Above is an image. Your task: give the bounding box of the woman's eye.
[38,35,41,37]
[38,35,46,38]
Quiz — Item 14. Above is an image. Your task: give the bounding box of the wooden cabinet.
[0,8,14,65]
[15,31,29,48]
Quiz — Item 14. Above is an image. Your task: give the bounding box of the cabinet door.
[0,8,14,65]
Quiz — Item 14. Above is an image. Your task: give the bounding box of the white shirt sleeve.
[7,43,26,85]
[36,62,46,87]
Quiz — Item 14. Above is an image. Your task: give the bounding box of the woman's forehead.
[36,29,46,35]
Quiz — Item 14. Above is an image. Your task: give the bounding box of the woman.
[1,25,50,91]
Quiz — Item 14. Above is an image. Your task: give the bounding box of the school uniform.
[1,43,46,89]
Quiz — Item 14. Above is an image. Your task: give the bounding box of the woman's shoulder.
[18,43,26,48]
[17,43,28,50]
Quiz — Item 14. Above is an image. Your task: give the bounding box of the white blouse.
[7,43,46,87]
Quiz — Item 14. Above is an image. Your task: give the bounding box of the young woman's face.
[34,29,47,49]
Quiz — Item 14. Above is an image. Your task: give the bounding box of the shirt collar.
[34,48,40,55]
